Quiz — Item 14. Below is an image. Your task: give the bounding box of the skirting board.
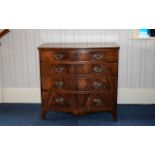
[0,88,155,104]
[1,88,41,103]
[0,88,2,103]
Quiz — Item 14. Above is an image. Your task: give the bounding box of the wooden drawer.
[86,92,114,108]
[43,92,114,108]
[39,48,118,62]
[46,92,77,108]
[41,76,117,91]
[40,63,118,76]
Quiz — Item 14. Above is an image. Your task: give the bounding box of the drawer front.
[43,92,115,108]
[40,48,118,62]
[41,76,117,91]
[86,92,114,108]
[41,63,118,76]
[47,92,77,108]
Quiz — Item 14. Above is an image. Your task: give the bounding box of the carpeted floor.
[0,104,155,126]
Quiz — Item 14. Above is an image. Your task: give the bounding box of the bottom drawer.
[42,91,116,108]
[86,93,115,107]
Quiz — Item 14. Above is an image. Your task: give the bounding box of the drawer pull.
[92,81,103,89]
[54,53,64,60]
[93,53,103,60]
[93,98,102,105]
[92,66,103,73]
[55,98,64,104]
[55,66,64,72]
[54,81,64,88]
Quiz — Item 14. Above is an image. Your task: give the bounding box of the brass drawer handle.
[54,53,64,60]
[93,53,103,60]
[55,98,64,104]
[54,81,64,88]
[92,81,103,89]
[55,66,64,72]
[92,66,103,73]
[93,98,102,105]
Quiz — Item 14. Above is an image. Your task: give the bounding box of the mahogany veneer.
[38,42,120,120]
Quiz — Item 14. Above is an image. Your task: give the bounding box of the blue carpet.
[0,104,155,126]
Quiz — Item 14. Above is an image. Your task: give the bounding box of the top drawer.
[39,48,119,62]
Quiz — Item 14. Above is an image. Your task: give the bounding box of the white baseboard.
[2,88,41,103]
[1,88,155,104]
[118,88,155,104]
[0,87,2,103]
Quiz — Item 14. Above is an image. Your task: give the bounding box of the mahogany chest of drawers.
[38,43,120,120]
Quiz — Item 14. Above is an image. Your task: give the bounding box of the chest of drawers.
[38,43,120,120]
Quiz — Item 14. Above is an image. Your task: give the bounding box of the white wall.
[0,46,2,85]
[0,29,155,103]
[0,43,3,102]
[117,30,155,88]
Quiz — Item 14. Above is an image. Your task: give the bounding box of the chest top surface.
[38,42,120,49]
